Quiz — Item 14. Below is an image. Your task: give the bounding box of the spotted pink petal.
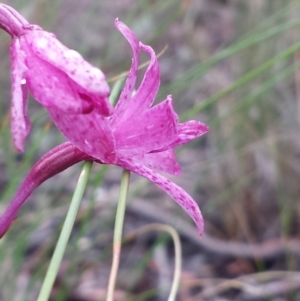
[114,42,160,125]
[170,120,209,148]
[117,157,204,236]
[114,96,178,157]
[48,109,116,163]
[155,120,209,152]
[24,48,93,113]
[111,24,160,126]
[20,27,112,116]
[10,38,31,152]
[110,19,140,125]
[0,142,90,238]
[128,43,160,112]
[23,27,110,98]
[133,149,181,176]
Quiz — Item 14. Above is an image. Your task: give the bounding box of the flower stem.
[36,161,93,301]
[106,169,131,301]
[125,224,182,301]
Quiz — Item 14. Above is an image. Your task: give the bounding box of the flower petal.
[111,40,160,125]
[0,142,90,238]
[154,120,209,152]
[22,26,112,116]
[48,110,116,163]
[169,120,209,148]
[133,149,181,176]
[110,19,140,125]
[24,49,93,113]
[23,27,110,94]
[114,96,178,157]
[10,38,31,151]
[127,42,160,114]
[117,158,204,235]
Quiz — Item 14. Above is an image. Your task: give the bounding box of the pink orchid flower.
[0,3,111,152]
[0,6,209,237]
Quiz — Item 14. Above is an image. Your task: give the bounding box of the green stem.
[36,161,93,301]
[106,169,131,301]
[125,224,182,301]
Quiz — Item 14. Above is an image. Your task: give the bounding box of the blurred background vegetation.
[1,0,300,300]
